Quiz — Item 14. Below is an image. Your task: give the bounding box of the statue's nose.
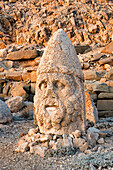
[45,83,55,97]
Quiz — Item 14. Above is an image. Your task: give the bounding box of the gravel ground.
[0,119,113,170]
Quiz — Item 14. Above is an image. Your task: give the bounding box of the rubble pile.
[0,0,113,47]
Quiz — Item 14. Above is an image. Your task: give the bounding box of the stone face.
[0,100,12,123]
[5,96,25,113]
[34,29,86,135]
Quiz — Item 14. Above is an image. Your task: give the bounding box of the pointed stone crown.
[37,29,84,80]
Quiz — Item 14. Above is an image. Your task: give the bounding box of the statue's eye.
[39,81,47,90]
[53,81,65,89]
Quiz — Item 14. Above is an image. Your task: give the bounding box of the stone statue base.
[15,127,88,157]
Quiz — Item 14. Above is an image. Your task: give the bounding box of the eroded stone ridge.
[34,29,86,135]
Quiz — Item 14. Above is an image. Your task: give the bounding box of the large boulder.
[0,100,12,123]
[5,96,25,113]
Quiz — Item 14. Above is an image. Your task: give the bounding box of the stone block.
[93,83,109,92]
[83,70,101,80]
[97,138,104,144]
[6,49,37,60]
[98,93,113,99]
[63,134,73,147]
[98,111,113,117]
[97,100,113,111]
[6,71,22,81]
[75,45,91,54]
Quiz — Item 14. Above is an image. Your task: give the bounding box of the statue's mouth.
[45,105,58,115]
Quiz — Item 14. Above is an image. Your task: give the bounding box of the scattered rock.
[5,96,25,113]
[102,41,113,54]
[0,99,12,123]
[30,145,47,157]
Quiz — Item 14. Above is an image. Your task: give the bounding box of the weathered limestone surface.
[97,100,113,111]
[0,99,12,123]
[6,50,38,60]
[102,41,113,54]
[85,90,98,124]
[34,29,86,134]
[5,96,25,113]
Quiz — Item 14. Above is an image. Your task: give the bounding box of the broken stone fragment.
[79,142,88,152]
[5,96,25,113]
[15,142,29,153]
[0,99,12,123]
[83,70,101,81]
[9,82,28,100]
[85,90,98,124]
[28,128,39,137]
[72,130,81,138]
[97,100,113,111]
[17,139,26,147]
[73,137,86,148]
[97,138,104,144]
[30,145,47,157]
[39,135,52,142]
[63,134,73,147]
[87,127,100,147]
[0,49,7,58]
[102,41,113,54]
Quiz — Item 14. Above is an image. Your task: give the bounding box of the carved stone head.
[34,29,86,135]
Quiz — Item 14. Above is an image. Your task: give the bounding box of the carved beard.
[36,97,66,131]
[36,91,83,133]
